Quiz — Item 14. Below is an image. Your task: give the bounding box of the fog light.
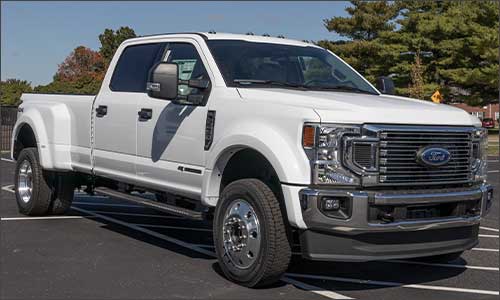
[318,195,351,219]
[322,197,341,211]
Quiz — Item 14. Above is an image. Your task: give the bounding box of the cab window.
[165,43,210,96]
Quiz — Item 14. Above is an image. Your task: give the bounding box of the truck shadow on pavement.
[72,204,467,291]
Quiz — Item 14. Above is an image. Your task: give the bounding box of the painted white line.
[1,158,14,163]
[488,160,499,163]
[71,206,353,300]
[133,223,212,232]
[480,226,499,232]
[1,185,15,193]
[472,248,499,252]
[73,202,145,209]
[1,216,89,221]
[282,277,354,300]
[488,170,499,173]
[71,206,216,257]
[479,234,499,238]
[286,273,499,296]
[86,210,183,219]
[388,259,499,272]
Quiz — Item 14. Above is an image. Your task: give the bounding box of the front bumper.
[298,184,493,261]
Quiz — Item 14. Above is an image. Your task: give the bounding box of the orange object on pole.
[431,90,443,103]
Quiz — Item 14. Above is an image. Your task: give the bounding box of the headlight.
[472,128,488,182]
[303,124,361,185]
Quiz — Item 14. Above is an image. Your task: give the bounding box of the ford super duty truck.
[11,32,493,287]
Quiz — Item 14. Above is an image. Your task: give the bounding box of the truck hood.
[237,88,480,126]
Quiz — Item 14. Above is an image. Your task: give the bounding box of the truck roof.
[128,32,317,48]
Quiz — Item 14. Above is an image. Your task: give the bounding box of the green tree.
[319,0,499,104]
[384,0,499,103]
[318,0,400,83]
[99,26,137,64]
[324,0,400,40]
[1,79,33,106]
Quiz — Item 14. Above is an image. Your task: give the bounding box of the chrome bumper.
[299,184,493,235]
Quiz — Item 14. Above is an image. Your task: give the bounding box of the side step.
[94,187,204,220]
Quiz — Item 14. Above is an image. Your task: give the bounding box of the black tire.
[214,179,291,287]
[417,251,463,263]
[49,173,75,215]
[14,148,52,216]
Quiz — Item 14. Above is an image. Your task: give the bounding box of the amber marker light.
[302,125,316,148]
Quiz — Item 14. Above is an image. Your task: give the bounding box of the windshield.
[206,40,378,95]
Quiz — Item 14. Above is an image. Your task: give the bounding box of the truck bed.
[18,93,96,172]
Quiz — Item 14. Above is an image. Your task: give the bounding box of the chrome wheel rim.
[222,199,261,269]
[18,160,33,203]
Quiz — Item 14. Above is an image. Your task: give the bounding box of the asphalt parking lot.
[1,155,499,300]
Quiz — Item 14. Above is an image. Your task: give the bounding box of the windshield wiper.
[305,84,377,95]
[233,79,305,89]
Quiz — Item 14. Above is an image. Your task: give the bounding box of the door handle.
[138,108,153,121]
[96,105,108,117]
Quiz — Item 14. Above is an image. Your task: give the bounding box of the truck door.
[93,42,166,182]
[136,41,211,197]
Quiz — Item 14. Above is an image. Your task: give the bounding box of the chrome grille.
[377,129,473,185]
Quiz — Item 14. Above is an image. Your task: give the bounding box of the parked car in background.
[482,118,495,128]
[10,32,494,287]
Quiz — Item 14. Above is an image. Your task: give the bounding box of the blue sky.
[1,1,350,86]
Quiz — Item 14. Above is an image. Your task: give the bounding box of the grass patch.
[488,140,499,157]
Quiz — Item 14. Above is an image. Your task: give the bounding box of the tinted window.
[166,43,209,96]
[207,40,377,95]
[110,43,165,92]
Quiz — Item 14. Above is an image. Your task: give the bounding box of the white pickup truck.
[11,32,493,287]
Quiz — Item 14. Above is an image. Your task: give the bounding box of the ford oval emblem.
[417,147,451,167]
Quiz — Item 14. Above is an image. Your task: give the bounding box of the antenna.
[208,30,216,34]
[262,33,270,37]
[277,35,285,39]
[246,32,254,35]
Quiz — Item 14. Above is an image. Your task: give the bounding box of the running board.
[94,187,204,220]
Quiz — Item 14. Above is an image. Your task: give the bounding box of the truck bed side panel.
[13,93,95,172]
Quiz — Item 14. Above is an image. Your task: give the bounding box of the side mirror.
[376,76,395,95]
[147,62,179,100]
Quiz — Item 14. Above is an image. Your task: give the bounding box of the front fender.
[201,122,311,229]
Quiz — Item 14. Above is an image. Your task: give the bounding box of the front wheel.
[214,179,291,287]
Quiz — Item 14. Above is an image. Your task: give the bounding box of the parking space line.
[286,273,499,296]
[472,248,499,252]
[480,226,499,232]
[388,260,499,271]
[479,234,499,238]
[133,223,212,232]
[488,170,499,173]
[488,160,499,163]
[70,206,353,300]
[2,185,14,193]
[1,158,14,163]
[282,277,354,299]
[71,206,216,257]
[1,216,90,221]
